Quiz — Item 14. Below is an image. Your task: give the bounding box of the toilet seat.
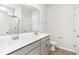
[50,41,57,45]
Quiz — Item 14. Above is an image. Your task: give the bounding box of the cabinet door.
[27,47,40,55]
[46,39,50,54]
[41,41,48,55]
[9,40,40,55]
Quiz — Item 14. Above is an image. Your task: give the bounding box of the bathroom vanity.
[8,33,50,55]
[0,33,50,55]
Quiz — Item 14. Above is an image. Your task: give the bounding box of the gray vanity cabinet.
[9,40,40,55]
[27,47,40,55]
[9,36,50,55]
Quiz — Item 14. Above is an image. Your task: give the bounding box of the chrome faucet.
[34,31,38,35]
[12,35,19,40]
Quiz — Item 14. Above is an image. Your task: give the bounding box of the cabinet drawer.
[41,36,50,43]
[9,40,40,55]
[27,47,40,55]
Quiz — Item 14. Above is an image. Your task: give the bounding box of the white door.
[73,6,79,52]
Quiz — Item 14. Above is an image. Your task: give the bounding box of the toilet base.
[50,46,56,51]
[50,41,57,51]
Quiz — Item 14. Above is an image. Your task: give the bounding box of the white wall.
[46,5,75,50]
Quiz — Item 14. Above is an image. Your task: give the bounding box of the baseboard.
[56,46,76,53]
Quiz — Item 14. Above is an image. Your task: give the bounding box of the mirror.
[13,4,40,34]
[20,5,40,33]
[0,5,19,35]
[0,4,40,35]
[20,5,33,33]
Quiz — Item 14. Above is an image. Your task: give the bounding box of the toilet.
[50,41,57,51]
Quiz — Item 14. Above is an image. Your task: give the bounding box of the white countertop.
[0,33,49,55]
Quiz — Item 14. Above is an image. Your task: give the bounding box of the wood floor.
[49,48,76,55]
